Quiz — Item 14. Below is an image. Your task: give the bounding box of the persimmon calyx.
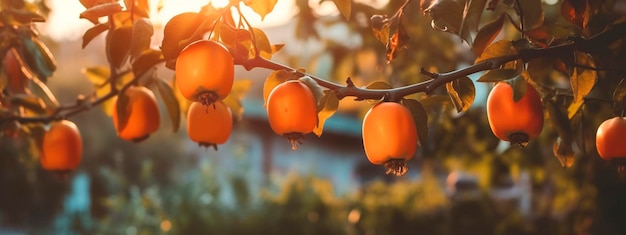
[384,159,408,176]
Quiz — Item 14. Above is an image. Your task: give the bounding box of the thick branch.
[3,64,160,125]
[243,21,626,102]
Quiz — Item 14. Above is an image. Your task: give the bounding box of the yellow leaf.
[475,40,514,64]
[570,52,597,103]
[332,0,351,20]
[262,70,298,108]
[252,28,272,59]
[445,76,475,112]
[313,91,339,137]
[223,79,253,120]
[82,66,110,87]
[244,0,278,20]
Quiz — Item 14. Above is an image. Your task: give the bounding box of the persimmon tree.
[1,0,626,177]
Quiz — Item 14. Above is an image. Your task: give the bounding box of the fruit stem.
[384,159,408,176]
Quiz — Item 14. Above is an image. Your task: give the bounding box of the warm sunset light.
[40,0,296,41]
[5,0,626,234]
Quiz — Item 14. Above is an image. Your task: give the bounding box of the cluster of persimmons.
[38,39,626,176]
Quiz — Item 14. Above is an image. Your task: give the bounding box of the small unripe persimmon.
[362,102,418,176]
[266,80,318,150]
[175,40,234,106]
[187,101,233,150]
[486,82,544,147]
[41,120,83,173]
[112,86,160,142]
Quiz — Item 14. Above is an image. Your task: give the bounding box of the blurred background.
[2,0,626,234]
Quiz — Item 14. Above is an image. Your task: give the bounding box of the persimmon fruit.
[187,100,233,150]
[112,86,160,142]
[362,102,418,176]
[175,40,234,106]
[596,117,626,162]
[41,120,82,173]
[486,82,544,147]
[266,80,317,150]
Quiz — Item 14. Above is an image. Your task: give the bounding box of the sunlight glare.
[41,0,295,41]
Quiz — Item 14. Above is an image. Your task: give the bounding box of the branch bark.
[243,21,626,102]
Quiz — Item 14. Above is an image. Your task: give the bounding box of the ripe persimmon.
[41,120,82,172]
[175,40,234,106]
[112,86,160,142]
[596,117,626,161]
[266,80,317,150]
[187,100,232,150]
[486,82,543,147]
[362,102,418,176]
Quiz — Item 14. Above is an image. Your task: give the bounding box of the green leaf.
[553,137,575,168]
[130,18,154,61]
[244,0,278,20]
[459,0,487,45]
[473,13,505,57]
[424,0,465,41]
[154,78,180,132]
[313,91,339,137]
[509,71,528,102]
[82,66,110,87]
[545,101,576,167]
[299,76,324,106]
[445,76,475,112]
[401,98,429,147]
[82,23,109,49]
[115,91,131,132]
[223,79,253,120]
[477,69,518,82]
[332,0,351,20]
[570,52,596,103]
[516,0,543,30]
[79,2,123,24]
[613,77,626,114]
[545,98,573,143]
[106,26,133,68]
[475,40,514,63]
[21,37,56,81]
[28,78,59,112]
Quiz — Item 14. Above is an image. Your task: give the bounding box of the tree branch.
[242,21,626,102]
[3,19,624,125]
[2,63,161,125]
